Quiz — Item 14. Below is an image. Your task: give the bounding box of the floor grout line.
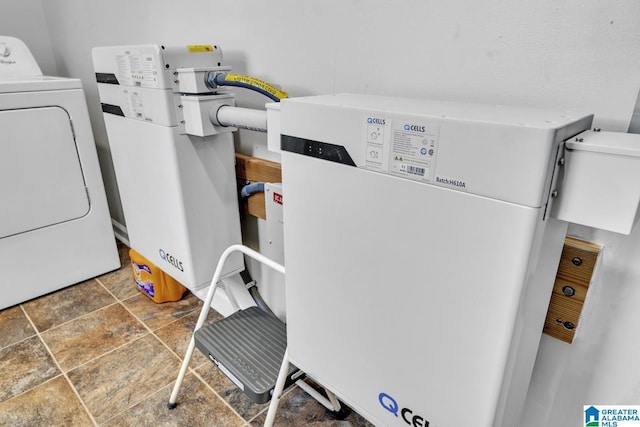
[110,286,300,425]
[97,272,256,424]
[0,309,38,352]
[20,278,119,334]
[3,255,328,426]
[63,332,178,425]
[94,248,252,422]
[94,272,236,424]
[97,381,176,426]
[19,304,99,426]
[190,368,252,424]
[18,274,162,425]
[38,299,121,336]
[121,300,254,423]
[9,271,197,426]
[28,290,150,377]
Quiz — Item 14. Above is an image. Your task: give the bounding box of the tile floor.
[0,244,373,426]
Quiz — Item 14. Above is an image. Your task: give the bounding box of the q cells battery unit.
[279,93,593,426]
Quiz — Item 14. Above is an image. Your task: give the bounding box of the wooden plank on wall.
[235,153,282,220]
[236,153,282,183]
[543,236,601,344]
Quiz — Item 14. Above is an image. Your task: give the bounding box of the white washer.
[0,36,119,310]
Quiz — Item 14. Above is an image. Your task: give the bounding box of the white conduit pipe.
[211,105,267,132]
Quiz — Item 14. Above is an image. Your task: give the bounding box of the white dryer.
[0,36,119,310]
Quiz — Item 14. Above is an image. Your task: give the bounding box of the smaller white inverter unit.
[92,44,243,293]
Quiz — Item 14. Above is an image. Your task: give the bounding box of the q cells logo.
[367,117,386,125]
[159,248,184,272]
[379,392,430,427]
[403,124,426,132]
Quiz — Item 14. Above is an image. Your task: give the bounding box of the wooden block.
[246,192,266,220]
[551,277,588,303]
[555,236,599,284]
[543,236,601,344]
[235,153,281,220]
[543,305,580,344]
[235,153,282,183]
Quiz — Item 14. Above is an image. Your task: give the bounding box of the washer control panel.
[0,36,42,76]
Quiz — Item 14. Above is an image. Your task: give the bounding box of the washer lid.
[0,75,82,93]
[0,106,90,239]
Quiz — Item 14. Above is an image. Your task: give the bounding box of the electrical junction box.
[92,44,244,293]
[266,102,282,154]
[551,129,640,234]
[278,94,593,427]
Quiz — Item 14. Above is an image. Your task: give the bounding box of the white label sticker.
[389,121,438,183]
[364,117,389,171]
[116,54,133,86]
[363,115,439,183]
[116,51,159,88]
[122,89,148,121]
[142,55,158,86]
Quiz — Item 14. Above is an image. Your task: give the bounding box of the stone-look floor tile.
[22,279,117,332]
[0,375,93,426]
[250,384,375,427]
[123,291,202,331]
[67,334,181,424]
[98,263,139,301]
[154,309,224,368]
[0,306,35,349]
[196,363,270,421]
[0,335,60,402]
[41,303,148,372]
[103,372,245,427]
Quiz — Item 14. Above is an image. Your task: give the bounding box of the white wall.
[25,0,640,425]
[2,0,57,75]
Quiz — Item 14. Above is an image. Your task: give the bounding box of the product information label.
[363,115,439,184]
[389,121,438,182]
[121,88,146,120]
[116,50,159,88]
[364,116,389,171]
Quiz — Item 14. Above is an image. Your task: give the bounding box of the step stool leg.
[294,379,340,411]
[168,279,221,409]
[167,336,197,408]
[325,388,342,412]
[264,348,290,427]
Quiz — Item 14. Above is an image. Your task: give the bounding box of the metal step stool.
[194,306,298,404]
[168,245,345,427]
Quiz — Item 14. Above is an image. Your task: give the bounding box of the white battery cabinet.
[92,45,243,291]
[278,94,593,427]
